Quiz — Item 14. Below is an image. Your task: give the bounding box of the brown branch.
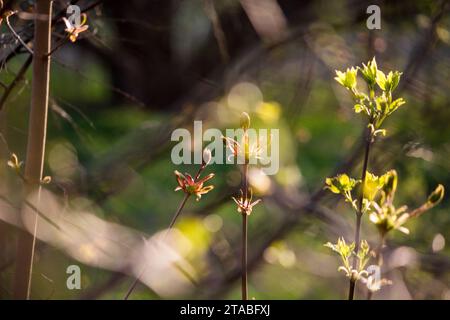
[13,0,53,300]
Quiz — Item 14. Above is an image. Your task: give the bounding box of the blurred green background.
[0,0,449,299]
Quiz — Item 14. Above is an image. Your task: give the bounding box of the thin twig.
[123,263,146,300]
[241,130,249,300]
[167,193,190,231]
[241,198,248,300]
[46,35,69,57]
[5,11,34,55]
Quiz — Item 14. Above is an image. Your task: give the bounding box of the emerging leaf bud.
[359,57,378,88]
[427,184,444,206]
[360,239,370,254]
[383,170,398,198]
[41,176,52,184]
[240,112,251,130]
[202,148,212,166]
[334,67,358,90]
[7,153,23,172]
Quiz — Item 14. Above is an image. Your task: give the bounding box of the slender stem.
[167,193,190,230]
[243,163,249,199]
[348,274,356,300]
[123,265,146,300]
[348,125,373,300]
[194,164,206,181]
[243,129,249,200]
[5,12,34,55]
[241,128,249,300]
[13,0,52,300]
[45,36,69,57]
[242,212,248,300]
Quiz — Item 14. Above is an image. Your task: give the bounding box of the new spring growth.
[174,148,215,201]
[7,153,52,185]
[366,173,444,294]
[62,13,89,42]
[240,111,251,130]
[232,189,261,215]
[359,58,378,89]
[363,172,388,202]
[364,273,392,293]
[41,176,52,185]
[7,153,22,173]
[334,57,406,131]
[363,170,445,236]
[325,170,445,236]
[222,111,266,164]
[407,184,445,219]
[222,135,265,164]
[427,184,445,206]
[334,67,358,91]
[324,173,360,210]
[231,112,261,214]
[324,238,370,281]
[202,148,212,166]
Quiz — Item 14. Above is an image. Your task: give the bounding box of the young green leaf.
[359,57,378,88]
[334,67,358,90]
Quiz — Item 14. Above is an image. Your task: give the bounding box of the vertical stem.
[242,162,249,300]
[348,275,356,300]
[243,129,249,199]
[243,163,249,199]
[241,128,249,300]
[13,0,52,300]
[348,125,372,300]
[241,212,248,300]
